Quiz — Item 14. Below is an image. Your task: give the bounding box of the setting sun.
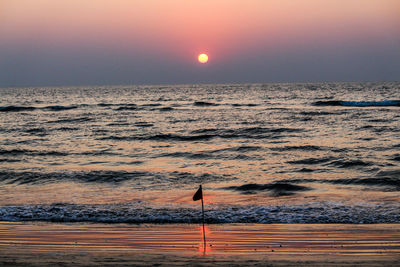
[198,53,208,64]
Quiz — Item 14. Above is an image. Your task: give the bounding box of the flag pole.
[193,184,206,250]
[201,196,206,249]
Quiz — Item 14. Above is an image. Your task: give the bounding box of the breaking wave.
[0,202,398,224]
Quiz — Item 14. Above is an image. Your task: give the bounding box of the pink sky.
[1,0,399,85]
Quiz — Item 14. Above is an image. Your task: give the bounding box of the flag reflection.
[196,225,212,255]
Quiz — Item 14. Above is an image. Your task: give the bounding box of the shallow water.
[2,222,399,266]
[0,82,399,223]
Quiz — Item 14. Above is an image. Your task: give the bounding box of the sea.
[0,82,399,224]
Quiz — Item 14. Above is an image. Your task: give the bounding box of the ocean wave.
[157,145,263,160]
[78,149,117,156]
[287,157,334,165]
[297,168,315,172]
[54,126,80,131]
[158,152,212,159]
[101,103,155,111]
[358,125,399,133]
[0,149,29,155]
[134,122,154,127]
[270,145,324,152]
[0,106,36,112]
[158,106,174,111]
[189,127,304,140]
[158,151,261,161]
[0,170,149,185]
[115,106,138,111]
[231,103,258,107]
[99,134,214,142]
[281,169,400,191]
[106,122,130,126]
[225,182,312,196]
[97,103,116,107]
[222,145,263,152]
[329,159,372,168]
[287,157,373,169]
[376,169,400,178]
[299,111,341,116]
[99,103,137,107]
[390,154,400,161]
[44,105,78,111]
[141,103,162,107]
[0,105,79,112]
[193,101,219,106]
[0,158,20,163]
[0,170,236,186]
[25,128,47,134]
[48,117,94,123]
[100,127,304,142]
[328,177,400,191]
[0,149,67,157]
[0,202,398,224]
[147,134,215,141]
[313,100,400,107]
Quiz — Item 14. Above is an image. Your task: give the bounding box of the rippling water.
[0,82,399,223]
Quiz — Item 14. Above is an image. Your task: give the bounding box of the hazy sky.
[1,0,399,86]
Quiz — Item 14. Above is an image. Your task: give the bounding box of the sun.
[198,53,208,64]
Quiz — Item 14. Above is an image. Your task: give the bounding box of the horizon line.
[1,79,399,89]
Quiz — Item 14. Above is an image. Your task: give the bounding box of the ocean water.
[0,82,399,224]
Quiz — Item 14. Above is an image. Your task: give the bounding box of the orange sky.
[1,0,399,85]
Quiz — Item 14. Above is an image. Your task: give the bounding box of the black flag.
[193,185,203,201]
[193,185,206,250]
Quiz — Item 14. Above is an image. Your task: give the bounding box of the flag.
[193,185,203,201]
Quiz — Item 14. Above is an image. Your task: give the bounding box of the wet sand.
[0,222,399,266]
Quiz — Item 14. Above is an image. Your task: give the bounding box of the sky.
[0,0,399,86]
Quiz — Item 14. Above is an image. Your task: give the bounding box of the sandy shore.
[0,222,399,266]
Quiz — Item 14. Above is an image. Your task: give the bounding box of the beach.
[2,0,400,265]
[1,222,399,266]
